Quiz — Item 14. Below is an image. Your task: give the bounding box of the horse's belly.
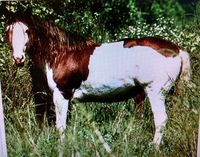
[73,82,137,102]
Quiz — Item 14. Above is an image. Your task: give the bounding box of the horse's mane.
[6,12,98,66]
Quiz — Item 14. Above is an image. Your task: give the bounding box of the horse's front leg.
[53,88,69,138]
[45,65,69,138]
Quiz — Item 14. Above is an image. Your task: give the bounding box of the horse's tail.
[178,49,191,83]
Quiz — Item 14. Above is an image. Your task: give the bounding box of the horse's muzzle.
[13,56,25,67]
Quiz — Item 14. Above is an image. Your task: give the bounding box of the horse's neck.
[28,24,98,73]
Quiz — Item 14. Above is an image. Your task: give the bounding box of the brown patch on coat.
[123,37,181,57]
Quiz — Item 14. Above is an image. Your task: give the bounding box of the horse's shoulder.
[51,42,98,94]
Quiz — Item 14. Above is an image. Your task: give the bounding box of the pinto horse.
[5,13,191,147]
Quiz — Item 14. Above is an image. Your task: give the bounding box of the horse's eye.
[25,30,30,35]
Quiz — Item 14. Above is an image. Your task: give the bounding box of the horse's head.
[6,21,29,67]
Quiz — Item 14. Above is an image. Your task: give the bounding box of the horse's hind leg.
[145,85,168,148]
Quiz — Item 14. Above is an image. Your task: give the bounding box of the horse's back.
[123,37,180,57]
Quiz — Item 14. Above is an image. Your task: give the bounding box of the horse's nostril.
[14,57,23,64]
[13,57,24,67]
[16,57,20,61]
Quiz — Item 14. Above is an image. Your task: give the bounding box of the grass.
[4,97,198,157]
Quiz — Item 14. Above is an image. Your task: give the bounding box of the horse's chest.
[50,52,91,95]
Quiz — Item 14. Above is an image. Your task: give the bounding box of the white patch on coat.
[45,64,57,91]
[11,22,28,62]
[73,41,182,100]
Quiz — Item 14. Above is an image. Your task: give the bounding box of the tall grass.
[0,16,200,157]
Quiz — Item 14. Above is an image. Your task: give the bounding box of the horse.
[5,11,191,148]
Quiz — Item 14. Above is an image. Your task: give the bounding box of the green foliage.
[0,0,190,40]
[150,0,185,23]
